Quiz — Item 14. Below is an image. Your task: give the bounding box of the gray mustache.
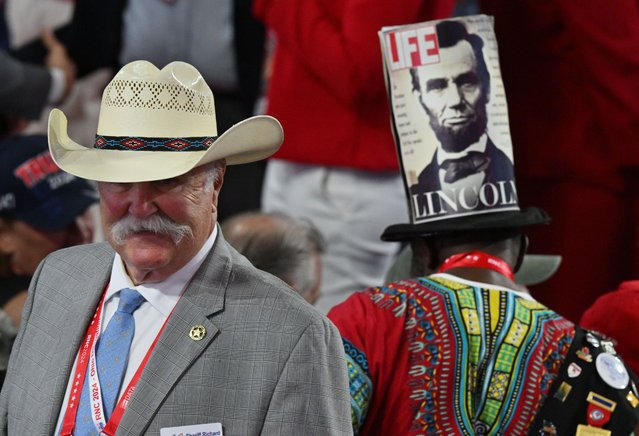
[111,214,193,245]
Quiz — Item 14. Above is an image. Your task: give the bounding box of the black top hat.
[381,208,550,241]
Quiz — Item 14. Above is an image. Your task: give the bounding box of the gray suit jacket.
[0,235,353,435]
[0,51,51,120]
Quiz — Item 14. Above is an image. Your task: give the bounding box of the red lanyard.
[60,289,172,436]
[437,251,515,281]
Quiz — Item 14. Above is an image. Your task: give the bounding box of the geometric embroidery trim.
[95,135,217,152]
[343,338,372,434]
[367,281,445,434]
[425,276,570,434]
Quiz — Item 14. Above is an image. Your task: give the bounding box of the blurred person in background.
[0,30,75,122]
[222,211,325,304]
[4,0,109,147]
[253,0,455,313]
[0,136,97,380]
[11,0,269,222]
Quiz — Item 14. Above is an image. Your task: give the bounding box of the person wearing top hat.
[409,20,515,217]
[0,61,352,435]
[328,16,639,436]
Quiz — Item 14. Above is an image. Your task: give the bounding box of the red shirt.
[254,0,455,171]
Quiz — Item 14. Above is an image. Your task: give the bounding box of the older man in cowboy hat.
[0,61,352,435]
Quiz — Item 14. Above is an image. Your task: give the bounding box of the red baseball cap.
[580,281,639,375]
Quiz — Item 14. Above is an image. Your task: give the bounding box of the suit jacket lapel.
[117,236,232,435]
[44,243,114,428]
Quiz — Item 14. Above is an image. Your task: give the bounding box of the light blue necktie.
[74,288,145,435]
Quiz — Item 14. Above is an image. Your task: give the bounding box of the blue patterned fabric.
[74,288,145,434]
[343,338,372,433]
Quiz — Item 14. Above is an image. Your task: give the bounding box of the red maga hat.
[580,280,639,375]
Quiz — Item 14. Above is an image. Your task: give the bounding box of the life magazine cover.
[379,15,519,225]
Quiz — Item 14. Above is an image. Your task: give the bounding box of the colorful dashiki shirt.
[327,273,575,435]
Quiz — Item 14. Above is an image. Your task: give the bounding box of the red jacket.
[254,0,454,171]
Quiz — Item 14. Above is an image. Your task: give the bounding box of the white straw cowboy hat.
[48,60,283,182]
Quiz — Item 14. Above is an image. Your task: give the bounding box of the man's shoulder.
[45,242,114,265]
[23,243,112,316]
[332,278,436,318]
[36,242,114,281]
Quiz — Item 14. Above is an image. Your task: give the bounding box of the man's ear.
[209,163,226,213]
[214,164,226,191]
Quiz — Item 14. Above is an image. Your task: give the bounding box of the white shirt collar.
[106,225,218,316]
[437,132,488,166]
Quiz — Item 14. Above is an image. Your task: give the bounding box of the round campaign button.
[596,353,629,389]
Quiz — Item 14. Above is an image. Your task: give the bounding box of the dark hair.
[410,19,490,99]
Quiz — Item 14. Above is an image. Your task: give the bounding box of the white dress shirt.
[55,226,218,433]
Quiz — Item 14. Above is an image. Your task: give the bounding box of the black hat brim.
[381,207,550,242]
